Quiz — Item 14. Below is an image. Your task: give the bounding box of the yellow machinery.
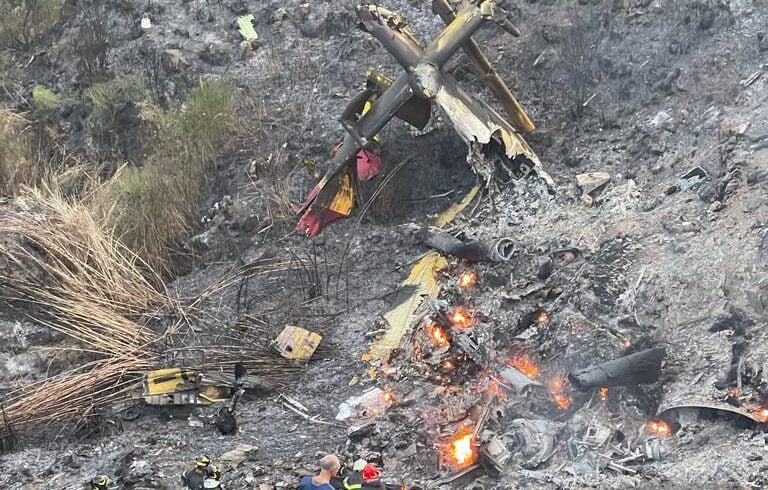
[143,368,234,406]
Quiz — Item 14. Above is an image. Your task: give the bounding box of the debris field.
[1,0,768,489]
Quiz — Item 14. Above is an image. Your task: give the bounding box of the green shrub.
[32,85,60,110]
[0,0,64,49]
[93,80,235,275]
[85,77,150,161]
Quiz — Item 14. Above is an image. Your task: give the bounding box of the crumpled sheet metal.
[656,328,765,422]
[434,76,554,187]
[364,252,448,361]
[659,399,766,424]
[505,419,563,469]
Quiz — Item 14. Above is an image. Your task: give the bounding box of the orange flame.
[382,386,396,406]
[440,425,477,469]
[647,419,672,436]
[457,270,478,289]
[486,379,507,400]
[547,376,566,393]
[441,360,456,372]
[426,322,450,348]
[448,307,475,329]
[600,387,608,401]
[726,387,741,398]
[622,338,632,349]
[750,406,768,423]
[547,375,570,409]
[553,393,571,410]
[509,354,540,379]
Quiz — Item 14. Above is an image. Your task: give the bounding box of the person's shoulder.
[297,475,312,488]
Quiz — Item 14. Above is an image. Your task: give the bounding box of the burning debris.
[440,425,478,471]
[508,354,540,380]
[448,306,476,329]
[457,269,478,289]
[646,419,673,437]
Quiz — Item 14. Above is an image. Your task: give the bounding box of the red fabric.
[293,182,322,215]
[362,464,380,482]
[296,207,346,237]
[355,149,382,181]
[331,144,382,182]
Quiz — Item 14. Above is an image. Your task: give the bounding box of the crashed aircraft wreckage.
[296,0,552,236]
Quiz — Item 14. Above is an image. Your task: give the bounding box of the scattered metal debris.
[426,233,516,262]
[273,326,322,361]
[665,166,710,195]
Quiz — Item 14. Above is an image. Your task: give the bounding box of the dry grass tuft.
[0,110,36,196]
[0,187,165,356]
[0,358,150,434]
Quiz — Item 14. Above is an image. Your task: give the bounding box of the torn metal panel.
[236,15,258,42]
[434,76,540,167]
[274,326,322,361]
[432,0,535,133]
[142,368,234,406]
[433,184,481,229]
[364,252,448,361]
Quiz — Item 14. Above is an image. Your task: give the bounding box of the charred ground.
[1,0,768,489]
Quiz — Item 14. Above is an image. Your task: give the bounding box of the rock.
[228,0,248,15]
[220,444,259,467]
[348,422,376,441]
[160,49,189,73]
[536,256,554,280]
[708,200,723,213]
[259,485,274,490]
[293,3,311,24]
[240,41,253,60]
[576,172,611,196]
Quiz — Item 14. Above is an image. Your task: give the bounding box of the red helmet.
[362,463,380,481]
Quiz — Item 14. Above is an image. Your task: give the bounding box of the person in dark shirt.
[299,454,341,490]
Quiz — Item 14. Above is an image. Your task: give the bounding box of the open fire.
[448,307,475,329]
[647,419,672,436]
[440,425,478,470]
[749,406,768,423]
[457,269,478,289]
[426,321,450,348]
[509,353,540,379]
